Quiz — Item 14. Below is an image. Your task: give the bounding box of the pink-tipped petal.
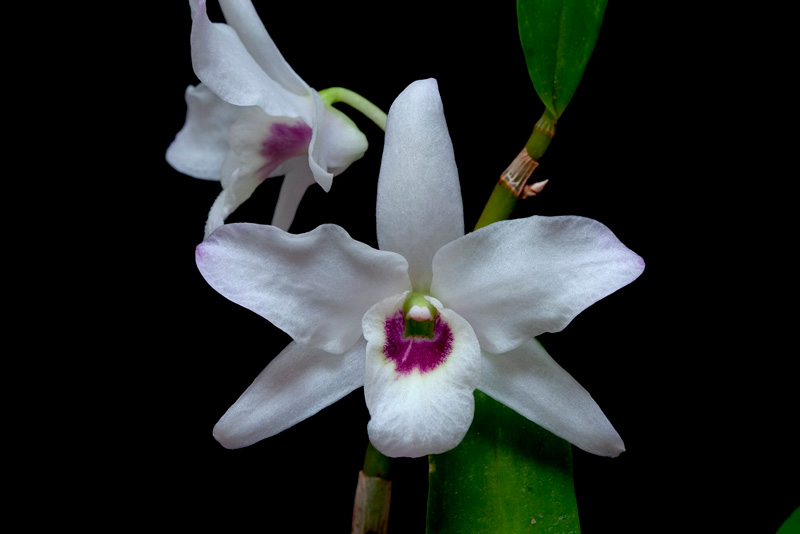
[432,216,644,354]
[196,223,411,354]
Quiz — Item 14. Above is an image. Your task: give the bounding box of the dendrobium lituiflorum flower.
[196,79,644,458]
[167,0,367,236]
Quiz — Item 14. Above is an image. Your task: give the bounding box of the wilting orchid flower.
[196,79,644,458]
[167,0,368,236]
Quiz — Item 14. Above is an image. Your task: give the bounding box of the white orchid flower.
[167,0,368,236]
[196,79,644,458]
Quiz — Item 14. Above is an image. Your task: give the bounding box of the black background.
[67,1,797,532]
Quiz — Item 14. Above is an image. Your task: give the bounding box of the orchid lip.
[261,120,312,161]
[383,309,453,375]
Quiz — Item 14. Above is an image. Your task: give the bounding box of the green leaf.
[426,391,581,534]
[517,0,608,119]
[778,507,800,534]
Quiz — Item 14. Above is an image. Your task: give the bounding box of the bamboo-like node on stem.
[499,148,540,198]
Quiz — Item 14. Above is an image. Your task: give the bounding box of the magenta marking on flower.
[261,121,313,161]
[383,310,453,375]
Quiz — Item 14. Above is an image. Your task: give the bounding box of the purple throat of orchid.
[261,120,313,162]
[383,310,453,375]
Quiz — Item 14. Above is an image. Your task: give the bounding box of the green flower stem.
[473,110,557,230]
[319,87,387,131]
[352,441,393,534]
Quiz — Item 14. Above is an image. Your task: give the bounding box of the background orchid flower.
[196,79,644,458]
[166,0,368,236]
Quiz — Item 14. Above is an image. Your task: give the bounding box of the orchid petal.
[307,92,368,193]
[362,293,481,457]
[479,339,624,457]
[196,223,412,353]
[214,340,366,449]
[270,162,317,231]
[376,79,464,292]
[431,216,644,354]
[191,0,308,117]
[218,0,310,96]
[166,84,241,180]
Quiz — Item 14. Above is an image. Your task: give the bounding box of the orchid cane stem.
[319,87,388,131]
[352,441,393,534]
[363,440,392,479]
[473,109,557,230]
